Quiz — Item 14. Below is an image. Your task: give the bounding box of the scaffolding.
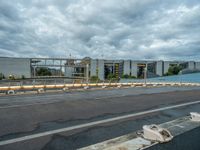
[30,58,89,79]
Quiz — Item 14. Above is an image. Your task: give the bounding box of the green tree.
[21,75,25,79]
[165,65,182,76]
[37,68,52,76]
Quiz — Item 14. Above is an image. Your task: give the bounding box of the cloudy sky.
[0,0,200,60]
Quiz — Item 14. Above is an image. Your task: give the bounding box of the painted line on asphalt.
[0,100,200,146]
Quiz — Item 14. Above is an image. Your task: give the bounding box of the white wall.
[195,62,200,70]
[188,61,195,70]
[98,60,104,80]
[164,61,170,74]
[123,60,131,75]
[90,59,97,76]
[156,61,163,76]
[0,57,31,78]
[131,61,138,77]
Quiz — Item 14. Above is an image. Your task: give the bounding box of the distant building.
[0,57,200,80]
[0,57,31,78]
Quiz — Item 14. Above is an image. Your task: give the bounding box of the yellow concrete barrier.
[0,82,199,92]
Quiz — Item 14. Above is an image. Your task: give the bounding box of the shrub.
[90,76,99,82]
[107,73,116,80]
[121,74,136,79]
[130,75,136,79]
[122,74,129,79]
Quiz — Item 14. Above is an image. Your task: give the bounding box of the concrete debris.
[190,112,200,122]
[143,124,173,143]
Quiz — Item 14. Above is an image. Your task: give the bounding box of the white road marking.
[0,100,200,146]
[174,125,185,128]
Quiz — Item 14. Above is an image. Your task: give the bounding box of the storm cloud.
[0,0,200,60]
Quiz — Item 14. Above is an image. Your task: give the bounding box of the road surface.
[0,86,200,150]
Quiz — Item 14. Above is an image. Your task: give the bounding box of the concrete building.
[90,59,97,77]
[163,61,170,74]
[0,57,31,78]
[156,61,163,76]
[97,59,104,80]
[131,61,138,77]
[0,57,200,80]
[123,60,131,76]
[188,61,195,70]
[195,62,200,70]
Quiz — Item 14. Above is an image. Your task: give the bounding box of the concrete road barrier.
[0,82,200,95]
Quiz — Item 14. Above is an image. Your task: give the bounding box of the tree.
[37,68,52,76]
[21,75,25,79]
[165,65,182,76]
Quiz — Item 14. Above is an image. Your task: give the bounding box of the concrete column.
[156,61,163,76]
[188,61,195,70]
[195,62,200,70]
[131,61,138,77]
[90,59,97,76]
[123,60,131,75]
[98,59,104,80]
[164,61,170,74]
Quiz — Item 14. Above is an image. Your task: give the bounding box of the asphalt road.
[0,86,200,150]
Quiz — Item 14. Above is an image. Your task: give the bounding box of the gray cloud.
[0,0,200,61]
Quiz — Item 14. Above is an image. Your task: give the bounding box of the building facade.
[0,57,31,78]
[0,57,199,80]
